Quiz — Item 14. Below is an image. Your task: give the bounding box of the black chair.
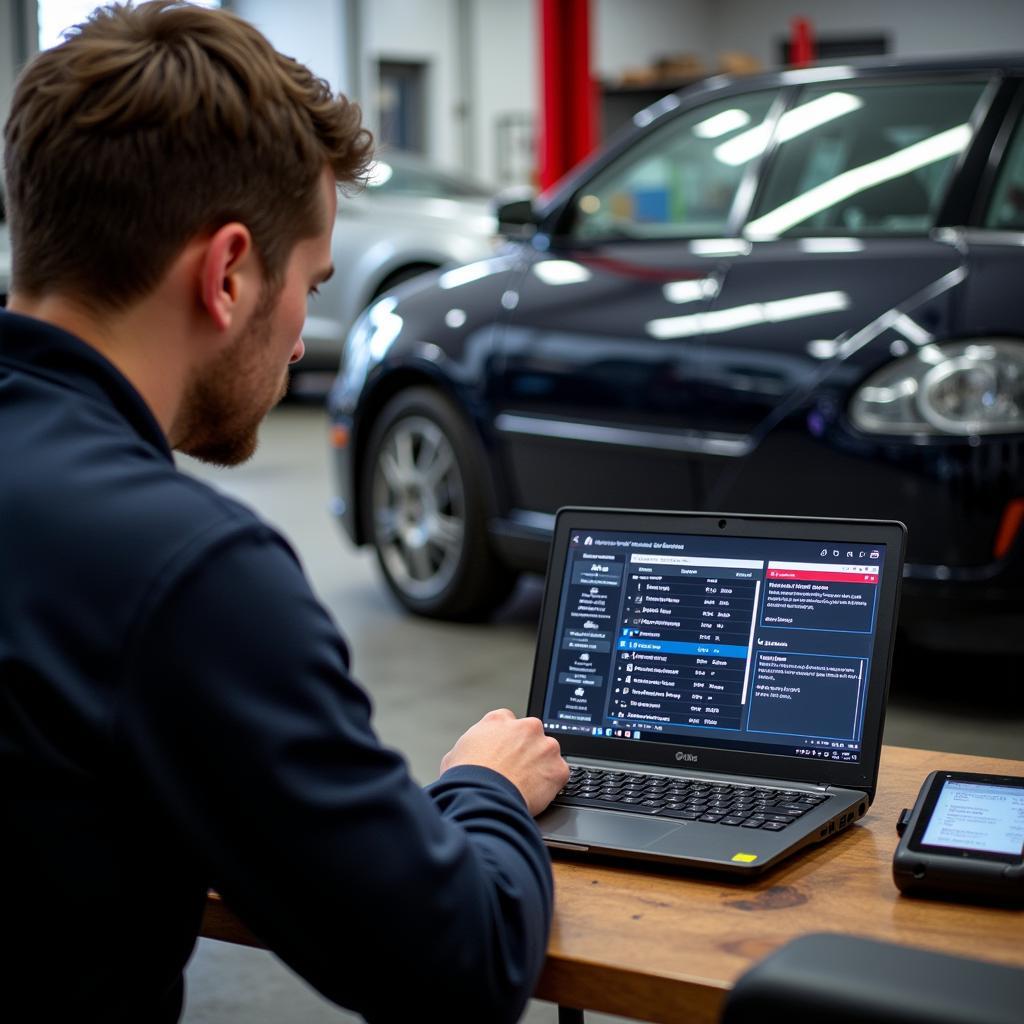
[721,932,1024,1024]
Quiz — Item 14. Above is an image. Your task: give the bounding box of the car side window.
[985,107,1024,231]
[569,92,778,241]
[745,81,987,239]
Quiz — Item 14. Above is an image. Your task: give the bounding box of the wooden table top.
[533,745,1024,1023]
[203,746,1024,1023]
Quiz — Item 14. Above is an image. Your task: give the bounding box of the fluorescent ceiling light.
[634,94,681,128]
[689,238,751,257]
[663,278,720,304]
[693,109,751,139]
[532,260,593,286]
[366,160,393,187]
[780,66,856,85]
[438,260,497,290]
[715,92,863,166]
[745,123,971,238]
[797,237,865,253]
[917,343,948,365]
[646,290,849,340]
[714,124,771,167]
[806,338,843,360]
[892,313,933,347]
[366,297,403,358]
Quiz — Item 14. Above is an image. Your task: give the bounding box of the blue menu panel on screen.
[541,530,887,764]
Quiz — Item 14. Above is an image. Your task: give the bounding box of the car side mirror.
[495,195,538,239]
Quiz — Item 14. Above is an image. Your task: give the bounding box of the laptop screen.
[539,527,889,767]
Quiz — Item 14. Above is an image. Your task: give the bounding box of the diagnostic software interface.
[542,529,888,764]
[922,780,1024,856]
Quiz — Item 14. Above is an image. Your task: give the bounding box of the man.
[0,3,567,1021]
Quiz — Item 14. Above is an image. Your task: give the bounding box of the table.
[202,746,1024,1023]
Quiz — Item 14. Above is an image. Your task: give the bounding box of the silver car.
[300,151,499,371]
[0,196,9,306]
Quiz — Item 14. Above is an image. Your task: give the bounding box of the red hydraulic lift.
[789,16,817,67]
[537,0,597,191]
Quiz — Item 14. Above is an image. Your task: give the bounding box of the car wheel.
[362,387,518,619]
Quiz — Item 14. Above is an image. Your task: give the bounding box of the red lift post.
[789,16,817,68]
[538,0,597,191]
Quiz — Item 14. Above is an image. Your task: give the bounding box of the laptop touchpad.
[544,807,682,849]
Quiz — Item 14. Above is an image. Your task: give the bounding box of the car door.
[490,89,782,525]
[686,76,998,516]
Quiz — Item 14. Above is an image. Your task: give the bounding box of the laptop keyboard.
[555,766,829,830]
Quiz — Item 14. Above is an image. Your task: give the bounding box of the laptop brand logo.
[675,752,698,762]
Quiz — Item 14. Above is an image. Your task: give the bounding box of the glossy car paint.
[329,56,1024,649]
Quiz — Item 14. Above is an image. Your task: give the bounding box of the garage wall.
[467,0,713,187]
[6,0,1020,192]
[471,0,536,186]
[595,0,711,79]
[358,0,461,170]
[0,5,15,167]
[0,1,31,172]
[232,0,349,91]
[706,0,1024,67]
[251,0,481,182]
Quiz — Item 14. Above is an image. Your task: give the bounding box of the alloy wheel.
[370,414,466,601]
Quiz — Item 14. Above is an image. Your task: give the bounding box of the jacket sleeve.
[115,525,553,1023]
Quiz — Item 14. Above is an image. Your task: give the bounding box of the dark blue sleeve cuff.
[430,763,531,810]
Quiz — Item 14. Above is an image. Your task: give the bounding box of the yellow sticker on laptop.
[731,853,758,863]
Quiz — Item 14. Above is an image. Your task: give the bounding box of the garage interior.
[181,401,1021,1023]
[2,2,1023,1023]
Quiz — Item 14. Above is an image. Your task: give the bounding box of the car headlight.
[850,339,1024,436]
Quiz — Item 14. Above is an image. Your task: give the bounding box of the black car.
[328,54,1024,651]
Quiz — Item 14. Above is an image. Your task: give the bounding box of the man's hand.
[441,709,570,817]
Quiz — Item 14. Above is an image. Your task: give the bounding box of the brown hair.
[3,1,373,309]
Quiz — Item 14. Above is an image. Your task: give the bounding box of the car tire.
[361,387,518,619]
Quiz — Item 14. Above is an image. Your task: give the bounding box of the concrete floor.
[178,402,1024,1024]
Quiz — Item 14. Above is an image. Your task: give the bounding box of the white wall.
[471,0,536,185]
[247,0,469,176]
[8,0,1021,193]
[0,0,33,171]
[233,0,350,92]
[595,0,711,79]
[0,2,17,160]
[706,0,1024,67]
[359,0,461,169]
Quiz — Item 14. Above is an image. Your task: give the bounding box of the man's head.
[3,2,372,463]
[173,164,339,466]
[4,0,371,307]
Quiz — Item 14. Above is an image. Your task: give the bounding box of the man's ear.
[198,223,257,332]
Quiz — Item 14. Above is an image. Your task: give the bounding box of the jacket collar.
[0,308,173,461]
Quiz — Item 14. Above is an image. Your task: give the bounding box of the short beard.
[176,283,288,467]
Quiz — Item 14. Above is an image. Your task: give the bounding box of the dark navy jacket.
[0,310,552,1022]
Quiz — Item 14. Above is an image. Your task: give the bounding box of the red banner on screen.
[767,568,879,584]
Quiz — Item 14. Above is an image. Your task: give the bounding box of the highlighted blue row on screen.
[618,639,749,658]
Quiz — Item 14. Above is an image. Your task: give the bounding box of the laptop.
[528,507,906,875]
